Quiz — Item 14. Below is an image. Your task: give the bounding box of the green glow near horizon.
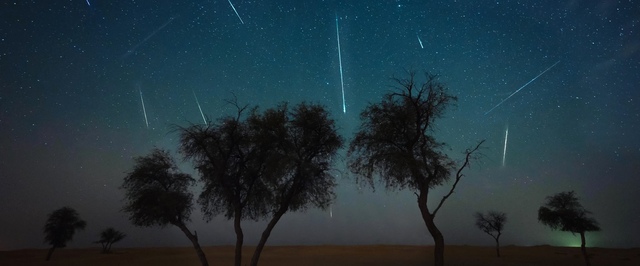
[552,232,601,247]
[559,235,582,247]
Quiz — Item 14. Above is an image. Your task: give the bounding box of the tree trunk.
[580,232,590,266]
[495,238,500,257]
[250,208,287,266]
[45,246,56,261]
[418,191,444,266]
[176,223,209,266]
[233,209,244,266]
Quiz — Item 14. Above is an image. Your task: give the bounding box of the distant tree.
[43,207,87,261]
[538,191,600,266]
[474,211,507,257]
[347,71,483,266]
[179,101,271,266]
[94,227,126,254]
[248,103,344,266]
[121,149,209,266]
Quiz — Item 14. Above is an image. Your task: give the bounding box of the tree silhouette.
[347,71,483,266]
[181,101,342,266]
[94,227,126,254]
[121,149,209,266]
[474,211,507,257]
[179,101,271,266]
[248,103,344,266]
[43,206,86,261]
[538,191,600,266]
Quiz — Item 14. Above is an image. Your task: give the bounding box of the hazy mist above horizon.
[1,0,639,250]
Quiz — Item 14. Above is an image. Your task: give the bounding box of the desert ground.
[1,245,638,266]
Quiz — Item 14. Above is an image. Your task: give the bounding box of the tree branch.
[433,140,484,216]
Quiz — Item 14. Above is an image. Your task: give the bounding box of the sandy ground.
[1,245,638,266]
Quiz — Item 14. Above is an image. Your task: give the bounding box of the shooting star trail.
[85,0,91,6]
[329,205,333,218]
[484,60,561,115]
[228,0,245,24]
[122,17,175,59]
[193,91,207,125]
[502,126,509,167]
[139,88,149,129]
[417,34,424,49]
[336,14,346,113]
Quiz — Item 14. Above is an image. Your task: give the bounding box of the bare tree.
[538,191,600,266]
[94,227,126,254]
[248,103,344,266]
[121,149,209,266]
[347,71,483,266]
[474,211,507,257]
[43,207,87,261]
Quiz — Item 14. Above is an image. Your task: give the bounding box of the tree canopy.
[94,227,126,254]
[538,191,600,234]
[121,148,209,266]
[257,103,343,212]
[43,206,86,261]
[179,105,272,222]
[348,72,458,192]
[180,101,343,266]
[122,149,195,227]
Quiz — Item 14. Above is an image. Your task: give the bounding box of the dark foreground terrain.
[2,245,638,266]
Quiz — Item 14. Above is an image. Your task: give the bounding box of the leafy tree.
[538,191,600,266]
[179,102,272,266]
[248,103,344,266]
[181,101,343,266]
[474,211,507,257]
[94,227,126,254]
[121,149,209,266]
[43,206,87,261]
[347,71,483,266]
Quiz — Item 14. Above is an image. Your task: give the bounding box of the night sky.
[1,0,639,250]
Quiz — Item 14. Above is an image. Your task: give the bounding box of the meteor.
[484,60,561,115]
[417,34,424,49]
[139,88,149,129]
[193,91,207,125]
[502,126,508,167]
[122,17,175,59]
[335,14,346,113]
[228,0,245,24]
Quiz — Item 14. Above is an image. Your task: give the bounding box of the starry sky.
[1,0,639,250]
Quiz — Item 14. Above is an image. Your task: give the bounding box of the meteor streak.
[484,60,561,115]
[193,91,207,125]
[139,88,149,128]
[85,0,91,6]
[122,17,175,59]
[335,14,346,113]
[417,34,424,49]
[228,0,245,24]
[502,126,508,167]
